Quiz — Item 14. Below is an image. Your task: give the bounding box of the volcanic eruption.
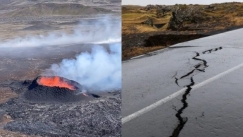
[0,16,121,137]
[37,76,78,90]
[23,76,99,103]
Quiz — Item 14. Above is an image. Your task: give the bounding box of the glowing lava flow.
[38,76,75,90]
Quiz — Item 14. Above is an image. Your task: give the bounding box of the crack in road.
[202,47,222,54]
[170,77,194,137]
[170,47,222,137]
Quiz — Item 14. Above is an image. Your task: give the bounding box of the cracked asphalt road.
[122,28,243,137]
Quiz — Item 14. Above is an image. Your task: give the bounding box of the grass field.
[122,2,243,59]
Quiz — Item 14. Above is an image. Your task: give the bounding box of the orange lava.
[38,76,75,90]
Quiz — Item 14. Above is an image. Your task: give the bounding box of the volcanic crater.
[22,76,99,103]
[0,76,121,137]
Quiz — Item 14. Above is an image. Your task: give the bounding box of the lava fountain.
[37,76,76,90]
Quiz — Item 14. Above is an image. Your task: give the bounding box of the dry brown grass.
[232,17,243,26]
[123,46,165,59]
[122,7,171,34]
[122,3,243,35]
[122,3,243,59]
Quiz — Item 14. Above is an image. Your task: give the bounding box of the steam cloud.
[0,16,121,47]
[0,16,121,92]
[41,17,121,92]
[43,43,121,92]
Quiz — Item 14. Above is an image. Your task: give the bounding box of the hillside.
[122,2,243,60]
[0,0,120,41]
[1,3,111,17]
[123,2,243,33]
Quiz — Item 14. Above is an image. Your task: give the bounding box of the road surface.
[122,28,243,137]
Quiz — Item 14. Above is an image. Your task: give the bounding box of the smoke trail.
[0,16,121,92]
[0,16,121,47]
[36,16,121,92]
[43,43,121,92]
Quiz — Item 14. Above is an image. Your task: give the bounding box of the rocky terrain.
[0,44,122,137]
[0,80,121,137]
[0,0,121,136]
[122,2,243,60]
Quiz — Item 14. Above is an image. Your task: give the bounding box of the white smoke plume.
[43,43,121,92]
[0,16,121,92]
[40,16,121,92]
[0,16,121,47]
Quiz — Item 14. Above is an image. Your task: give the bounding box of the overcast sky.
[122,0,243,6]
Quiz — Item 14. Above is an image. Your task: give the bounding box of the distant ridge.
[2,3,111,17]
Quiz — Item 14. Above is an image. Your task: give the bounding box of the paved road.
[122,28,243,137]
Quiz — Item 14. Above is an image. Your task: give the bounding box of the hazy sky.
[122,0,243,6]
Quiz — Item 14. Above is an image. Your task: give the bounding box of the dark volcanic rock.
[23,77,89,103]
[167,5,209,31]
[142,18,153,27]
[0,79,121,137]
[144,34,208,47]
[122,32,209,50]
